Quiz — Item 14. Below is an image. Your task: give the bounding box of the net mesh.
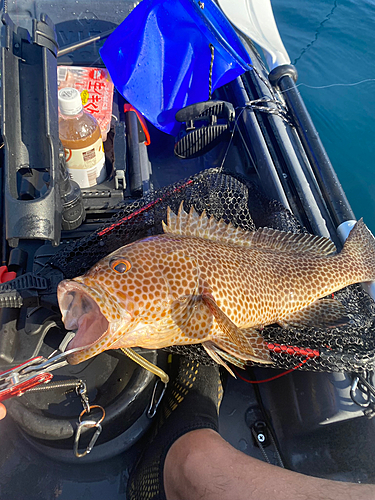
[50,168,375,373]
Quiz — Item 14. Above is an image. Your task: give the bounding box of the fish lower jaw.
[66,330,125,365]
[65,318,130,361]
[66,326,107,352]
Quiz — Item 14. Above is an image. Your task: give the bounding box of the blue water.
[273,0,375,233]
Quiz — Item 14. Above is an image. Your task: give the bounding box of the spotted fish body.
[57,205,375,368]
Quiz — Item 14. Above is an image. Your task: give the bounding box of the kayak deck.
[1,1,375,498]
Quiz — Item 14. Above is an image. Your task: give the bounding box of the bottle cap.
[58,87,83,115]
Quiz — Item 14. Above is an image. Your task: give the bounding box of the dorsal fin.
[162,203,337,256]
[247,226,337,256]
[162,203,250,247]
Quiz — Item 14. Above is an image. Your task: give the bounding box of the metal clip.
[74,420,103,458]
[76,381,90,414]
[0,357,52,402]
[147,378,167,418]
[350,373,375,408]
[0,345,85,402]
[74,405,105,458]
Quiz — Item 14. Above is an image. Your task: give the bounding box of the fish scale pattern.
[50,168,375,373]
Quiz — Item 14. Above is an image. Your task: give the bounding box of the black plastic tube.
[125,110,143,197]
[242,68,336,240]
[270,67,355,227]
[229,77,291,211]
[0,158,5,265]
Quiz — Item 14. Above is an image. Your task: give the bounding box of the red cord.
[98,179,194,236]
[124,103,151,146]
[267,343,319,358]
[233,357,311,384]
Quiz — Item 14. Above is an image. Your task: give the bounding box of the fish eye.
[111,260,131,274]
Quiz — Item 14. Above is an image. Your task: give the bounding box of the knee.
[163,429,229,500]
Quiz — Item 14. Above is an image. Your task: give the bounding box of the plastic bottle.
[58,87,106,188]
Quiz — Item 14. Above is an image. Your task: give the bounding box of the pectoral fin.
[202,295,243,346]
[203,342,237,377]
[170,294,213,341]
[160,252,215,341]
[202,295,272,364]
[279,299,350,329]
[203,341,249,372]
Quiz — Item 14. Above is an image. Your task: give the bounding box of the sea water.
[273,0,375,233]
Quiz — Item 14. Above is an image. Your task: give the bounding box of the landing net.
[50,168,375,373]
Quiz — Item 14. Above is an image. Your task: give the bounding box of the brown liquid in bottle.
[59,111,102,149]
[58,87,106,188]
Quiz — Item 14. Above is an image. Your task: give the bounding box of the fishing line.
[293,0,338,65]
[233,357,311,384]
[218,106,246,171]
[219,93,292,171]
[282,78,375,92]
[249,61,375,95]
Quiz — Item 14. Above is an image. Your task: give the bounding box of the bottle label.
[64,137,106,188]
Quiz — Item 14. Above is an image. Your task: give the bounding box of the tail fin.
[340,218,375,282]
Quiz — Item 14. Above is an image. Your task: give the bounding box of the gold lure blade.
[120,347,169,384]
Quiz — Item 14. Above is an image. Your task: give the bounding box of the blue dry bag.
[100,0,252,135]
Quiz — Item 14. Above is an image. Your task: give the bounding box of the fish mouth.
[57,280,112,356]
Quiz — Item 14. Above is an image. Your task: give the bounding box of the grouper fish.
[57,204,375,368]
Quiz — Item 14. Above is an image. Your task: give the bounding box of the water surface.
[273,0,375,232]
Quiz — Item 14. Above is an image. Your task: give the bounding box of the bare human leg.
[0,403,6,420]
[164,428,375,500]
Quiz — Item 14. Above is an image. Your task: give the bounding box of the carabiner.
[147,378,167,418]
[350,376,370,408]
[74,405,106,458]
[350,373,375,408]
[74,420,103,458]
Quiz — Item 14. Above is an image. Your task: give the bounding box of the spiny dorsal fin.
[162,203,250,246]
[248,227,337,256]
[162,203,337,256]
